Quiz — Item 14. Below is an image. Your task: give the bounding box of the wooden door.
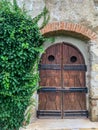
[62,43,87,117]
[37,43,88,118]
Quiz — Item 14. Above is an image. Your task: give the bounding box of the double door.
[37,43,88,118]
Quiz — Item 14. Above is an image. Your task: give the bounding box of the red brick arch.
[41,22,97,40]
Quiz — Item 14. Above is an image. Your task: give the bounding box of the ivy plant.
[0,0,49,130]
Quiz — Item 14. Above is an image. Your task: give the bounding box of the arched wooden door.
[37,43,88,118]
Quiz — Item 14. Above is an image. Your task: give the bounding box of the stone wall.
[15,0,98,34]
[89,41,98,121]
[10,0,98,122]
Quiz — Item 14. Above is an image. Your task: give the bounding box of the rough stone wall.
[14,0,98,34]
[45,0,94,23]
[10,0,98,122]
[89,41,98,121]
[10,0,45,18]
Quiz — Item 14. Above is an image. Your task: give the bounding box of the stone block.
[90,98,98,121]
[92,64,98,71]
[90,87,98,99]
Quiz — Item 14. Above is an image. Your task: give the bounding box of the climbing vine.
[0,0,49,130]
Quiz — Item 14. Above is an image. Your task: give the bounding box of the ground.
[20,119,98,130]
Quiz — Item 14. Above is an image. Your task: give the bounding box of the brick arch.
[41,22,97,40]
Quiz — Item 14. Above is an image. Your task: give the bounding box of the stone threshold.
[20,119,98,130]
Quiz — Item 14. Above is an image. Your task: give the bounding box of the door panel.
[63,43,84,64]
[63,71,85,87]
[40,44,62,64]
[39,92,62,110]
[63,92,86,110]
[39,44,62,88]
[39,70,61,87]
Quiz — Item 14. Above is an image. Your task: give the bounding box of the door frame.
[37,42,88,118]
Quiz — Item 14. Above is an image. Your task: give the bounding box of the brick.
[75,24,82,32]
[91,33,97,40]
[40,22,97,40]
[59,21,65,29]
[54,22,60,30]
